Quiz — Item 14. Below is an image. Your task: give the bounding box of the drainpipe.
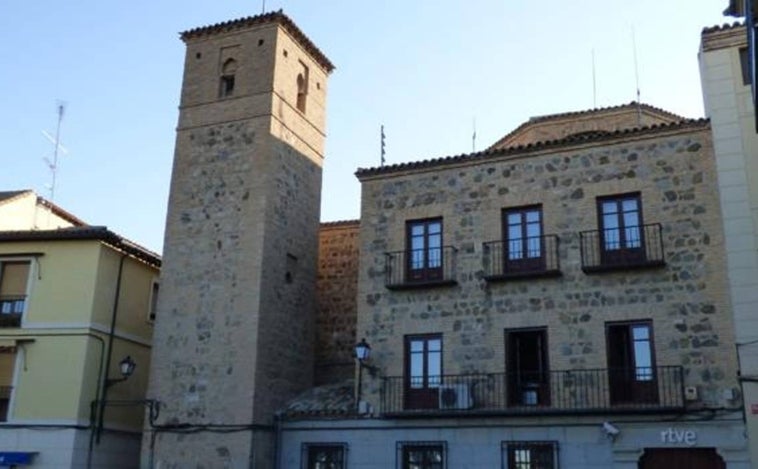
[96,253,126,443]
[274,411,283,469]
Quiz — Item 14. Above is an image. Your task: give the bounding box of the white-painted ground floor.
[280,413,750,468]
[0,426,140,468]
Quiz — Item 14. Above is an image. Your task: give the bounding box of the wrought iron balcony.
[385,246,458,290]
[0,296,24,327]
[580,223,665,273]
[483,235,561,281]
[381,366,684,417]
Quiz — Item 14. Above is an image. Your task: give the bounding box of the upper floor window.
[506,328,549,407]
[740,47,751,86]
[407,218,443,282]
[297,61,309,113]
[0,348,15,421]
[397,441,446,469]
[504,206,544,272]
[148,280,159,323]
[502,441,558,469]
[0,261,30,327]
[302,443,346,469]
[219,58,237,98]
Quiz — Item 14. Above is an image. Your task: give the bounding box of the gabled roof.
[0,226,161,268]
[356,118,709,179]
[180,10,335,73]
[0,190,28,204]
[488,102,686,150]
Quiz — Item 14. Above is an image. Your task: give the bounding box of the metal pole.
[356,361,363,413]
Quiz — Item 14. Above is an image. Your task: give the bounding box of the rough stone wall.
[315,220,360,384]
[356,125,739,411]
[494,108,680,149]
[146,18,328,468]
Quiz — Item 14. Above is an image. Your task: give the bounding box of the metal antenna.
[380,125,386,167]
[472,117,477,153]
[43,102,67,206]
[632,26,642,125]
[592,49,597,109]
[262,0,266,13]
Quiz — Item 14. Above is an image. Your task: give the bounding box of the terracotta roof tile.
[702,21,744,34]
[320,220,360,228]
[0,226,161,268]
[0,190,29,204]
[282,380,355,419]
[488,101,686,150]
[355,118,710,179]
[180,10,335,73]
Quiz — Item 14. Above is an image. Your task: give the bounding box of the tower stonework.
[144,12,333,467]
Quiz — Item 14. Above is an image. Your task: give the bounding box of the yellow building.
[0,191,160,468]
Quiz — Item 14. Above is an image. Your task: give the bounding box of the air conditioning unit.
[438,383,473,410]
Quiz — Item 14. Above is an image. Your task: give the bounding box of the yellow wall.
[0,239,157,431]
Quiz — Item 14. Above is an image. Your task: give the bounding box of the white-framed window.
[301,443,347,469]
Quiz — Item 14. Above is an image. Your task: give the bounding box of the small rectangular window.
[148,280,159,322]
[502,441,558,469]
[397,441,446,469]
[301,443,346,469]
[740,47,751,86]
[406,218,443,282]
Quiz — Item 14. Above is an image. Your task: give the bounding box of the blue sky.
[0,1,730,252]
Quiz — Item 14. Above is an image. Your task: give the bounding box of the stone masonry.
[144,12,333,468]
[315,220,360,385]
[355,119,740,414]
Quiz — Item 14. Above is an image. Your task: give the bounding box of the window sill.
[385,279,457,291]
[484,270,562,282]
[582,260,665,274]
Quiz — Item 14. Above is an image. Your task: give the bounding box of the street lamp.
[354,338,378,413]
[105,355,136,388]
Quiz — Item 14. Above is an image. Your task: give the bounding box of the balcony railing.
[483,235,561,281]
[0,296,24,328]
[580,223,665,273]
[385,246,458,289]
[381,366,684,417]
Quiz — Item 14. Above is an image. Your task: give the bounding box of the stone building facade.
[144,12,334,468]
[280,104,750,468]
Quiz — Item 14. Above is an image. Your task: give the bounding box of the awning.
[0,452,37,466]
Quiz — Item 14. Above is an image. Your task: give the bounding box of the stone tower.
[144,12,333,467]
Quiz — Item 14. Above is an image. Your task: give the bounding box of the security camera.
[602,421,620,436]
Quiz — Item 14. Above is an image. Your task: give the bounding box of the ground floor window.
[302,443,346,469]
[397,441,446,469]
[502,441,557,469]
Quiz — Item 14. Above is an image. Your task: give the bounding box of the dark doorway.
[638,448,725,469]
[506,328,549,407]
[607,321,658,405]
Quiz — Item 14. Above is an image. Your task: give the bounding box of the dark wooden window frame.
[505,327,550,407]
[406,218,444,283]
[502,205,545,274]
[605,320,659,405]
[596,192,645,265]
[396,441,446,469]
[404,334,443,410]
[502,441,558,469]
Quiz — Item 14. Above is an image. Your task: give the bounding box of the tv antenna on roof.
[632,25,642,125]
[262,0,266,13]
[42,102,67,206]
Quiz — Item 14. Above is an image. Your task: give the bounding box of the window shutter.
[0,352,16,387]
[0,262,30,297]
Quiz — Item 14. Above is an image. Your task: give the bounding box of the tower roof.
[180,10,335,73]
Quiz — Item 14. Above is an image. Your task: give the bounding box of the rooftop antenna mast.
[592,49,597,108]
[632,25,642,126]
[42,102,67,206]
[262,0,266,13]
[380,125,386,167]
[472,117,477,153]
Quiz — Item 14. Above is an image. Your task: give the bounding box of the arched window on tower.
[296,61,309,113]
[219,58,237,98]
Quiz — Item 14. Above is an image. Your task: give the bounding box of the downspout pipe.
[96,253,127,443]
